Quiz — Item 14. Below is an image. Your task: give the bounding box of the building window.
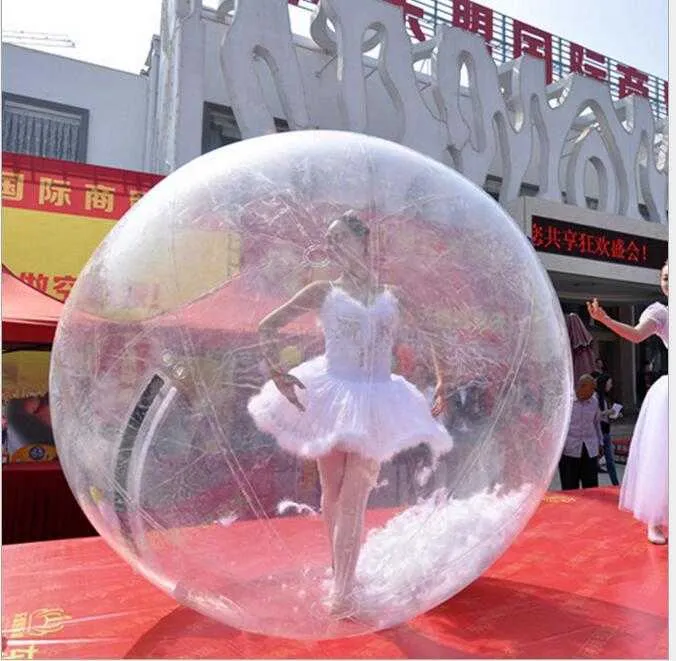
[201,102,288,154]
[2,93,89,162]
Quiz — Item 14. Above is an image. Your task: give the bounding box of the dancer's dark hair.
[341,212,370,239]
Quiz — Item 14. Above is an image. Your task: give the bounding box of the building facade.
[2,0,669,411]
[2,43,149,171]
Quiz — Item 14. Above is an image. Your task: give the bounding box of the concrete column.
[143,36,161,173]
[617,305,637,413]
[155,0,205,173]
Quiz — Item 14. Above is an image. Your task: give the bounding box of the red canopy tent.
[2,267,64,344]
[149,277,319,337]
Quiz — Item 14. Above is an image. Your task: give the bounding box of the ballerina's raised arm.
[586,297,662,344]
[586,260,668,344]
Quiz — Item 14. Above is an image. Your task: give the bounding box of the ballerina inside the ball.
[247,211,454,618]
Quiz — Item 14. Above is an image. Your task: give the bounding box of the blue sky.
[1,0,668,80]
[478,0,667,79]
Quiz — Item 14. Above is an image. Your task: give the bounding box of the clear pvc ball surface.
[50,131,572,640]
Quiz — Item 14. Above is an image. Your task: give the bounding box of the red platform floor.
[1,487,667,659]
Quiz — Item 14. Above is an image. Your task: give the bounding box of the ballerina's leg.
[330,452,380,614]
[317,450,348,572]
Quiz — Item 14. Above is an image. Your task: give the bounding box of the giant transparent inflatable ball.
[51,131,572,639]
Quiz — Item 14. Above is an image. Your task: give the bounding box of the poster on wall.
[2,350,56,463]
[3,394,56,463]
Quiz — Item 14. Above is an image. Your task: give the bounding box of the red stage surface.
[2,487,667,659]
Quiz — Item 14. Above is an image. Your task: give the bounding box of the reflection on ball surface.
[51,131,572,639]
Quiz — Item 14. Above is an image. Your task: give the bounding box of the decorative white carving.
[311,0,442,155]
[565,127,616,213]
[432,26,541,204]
[216,0,667,223]
[220,0,310,137]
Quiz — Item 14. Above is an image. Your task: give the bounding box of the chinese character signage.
[569,43,607,82]
[2,155,160,220]
[513,20,553,84]
[451,0,493,51]
[2,171,25,201]
[531,216,667,269]
[15,273,77,301]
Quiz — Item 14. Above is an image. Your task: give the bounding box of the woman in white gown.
[587,262,668,545]
[247,212,454,616]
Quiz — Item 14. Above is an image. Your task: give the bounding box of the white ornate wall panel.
[156,0,668,224]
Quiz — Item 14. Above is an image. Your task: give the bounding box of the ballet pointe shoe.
[647,524,667,545]
[329,595,359,620]
[324,587,359,619]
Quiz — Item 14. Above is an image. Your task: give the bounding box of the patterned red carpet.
[2,487,667,659]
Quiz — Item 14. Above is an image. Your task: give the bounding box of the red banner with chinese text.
[2,152,162,219]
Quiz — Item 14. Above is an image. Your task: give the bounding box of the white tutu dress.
[247,286,453,462]
[619,302,668,526]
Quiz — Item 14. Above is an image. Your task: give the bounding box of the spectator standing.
[559,374,602,491]
[595,374,620,486]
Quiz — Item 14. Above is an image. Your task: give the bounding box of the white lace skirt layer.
[619,375,668,526]
[247,356,453,462]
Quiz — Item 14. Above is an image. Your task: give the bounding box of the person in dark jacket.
[595,374,620,486]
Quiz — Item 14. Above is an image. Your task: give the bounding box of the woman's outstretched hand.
[271,370,306,412]
[431,382,447,417]
[586,298,608,322]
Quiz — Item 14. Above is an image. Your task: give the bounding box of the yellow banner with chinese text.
[2,207,116,300]
[2,153,163,301]
[2,207,243,310]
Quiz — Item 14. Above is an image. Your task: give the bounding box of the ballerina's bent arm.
[258,280,332,412]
